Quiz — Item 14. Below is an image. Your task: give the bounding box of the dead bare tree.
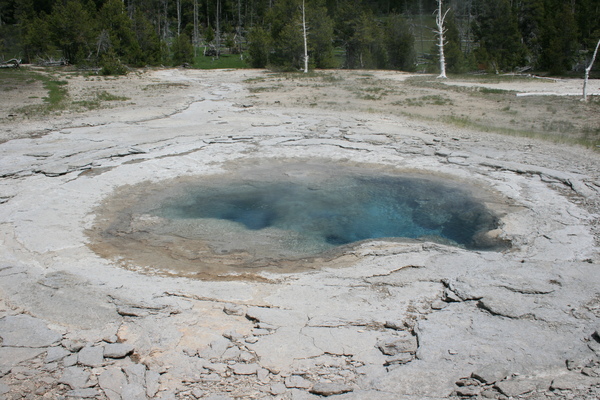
[96,30,111,58]
[583,38,600,102]
[435,0,449,79]
[176,0,181,36]
[302,0,308,73]
[0,59,21,68]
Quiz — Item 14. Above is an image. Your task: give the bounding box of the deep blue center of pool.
[158,175,498,250]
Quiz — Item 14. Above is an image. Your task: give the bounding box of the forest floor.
[0,67,599,400]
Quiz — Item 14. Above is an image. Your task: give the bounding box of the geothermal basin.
[0,69,598,399]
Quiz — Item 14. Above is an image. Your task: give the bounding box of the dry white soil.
[0,68,599,400]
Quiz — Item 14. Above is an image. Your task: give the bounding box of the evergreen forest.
[0,0,598,75]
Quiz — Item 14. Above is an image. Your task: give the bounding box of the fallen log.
[0,59,21,68]
[516,92,599,97]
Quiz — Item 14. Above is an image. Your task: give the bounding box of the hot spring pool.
[88,162,509,279]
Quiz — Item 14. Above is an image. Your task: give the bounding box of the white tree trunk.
[583,38,600,102]
[176,0,181,36]
[302,0,309,73]
[436,0,449,79]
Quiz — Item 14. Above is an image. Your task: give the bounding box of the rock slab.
[0,315,62,347]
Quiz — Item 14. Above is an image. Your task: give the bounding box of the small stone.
[63,354,78,367]
[198,338,231,360]
[285,375,312,389]
[588,340,600,354]
[384,353,414,366]
[223,304,245,316]
[239,351,256,363]
[222,330,244,341]
[0,383,9,395]
[146,370,161,398]
[431,299,448,310]
[310,382,353,396]
[221,346,241,361]
[245,336,258,344]
[191,388,205,399]
[117,306,149,317]
[121,383,147,400]
[443,288,462,302]
[252,328,271,336]
[376,332,418,356]
[384,321,404,330]
[40,376,56,385]
[103,335,118,344]
[231,363,259,375]
[550,374,598,390]
[472,367,509,384]
[66,388,98,398]
[46,346,71,363]
[456,386,481,397]
[257,368,270,382]
[77,346,104,367]
[42,362,58,372]
[456,378,480,387]
[124,363,147,386]
[182,347,197,357]
[59,366,92,389]
[494,379,536,397]
[270,382,287,395]
[99,367,127,400]
[155,390,177,400]
[200,373,221,382]
[63,339,86,352]
[257,322,277,330]
[581,367,598,377]
[204,363,228,374]
[481,389,500,398]
[103,343,134,359]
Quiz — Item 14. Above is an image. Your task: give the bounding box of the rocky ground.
[0,67,599,400]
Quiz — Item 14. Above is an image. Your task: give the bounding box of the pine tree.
[384,14,415,71]
[47,0,96,64]
[473,0,526,71]
[98,0,142,65]
[539,1,578,74]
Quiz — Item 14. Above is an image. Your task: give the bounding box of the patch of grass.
[96,90,129,101]
[441,115,599,149]
[421,94,453,105]
[397,95,453,107]
[319,73,344,83]
[479,87,507,94]
[142,83,189,91]
[7,69,70,115]
[248,84,283,93]
[73,90,131,110]
[244,76,267,83]
[353,86,392,100]
[42,79,69,110]
[542,120,576,133]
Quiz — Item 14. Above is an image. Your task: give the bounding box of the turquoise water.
[157,174,498,250]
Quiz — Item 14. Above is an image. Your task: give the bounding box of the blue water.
[158,174,498,250]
